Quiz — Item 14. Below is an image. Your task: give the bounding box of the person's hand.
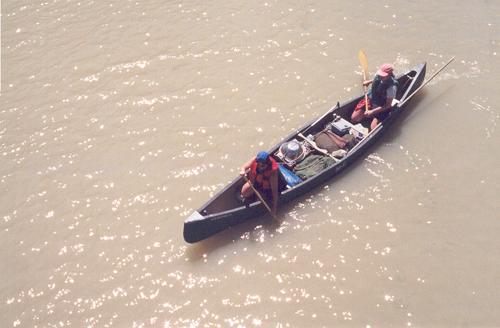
[239,168,248,177]
[363,80,371,87]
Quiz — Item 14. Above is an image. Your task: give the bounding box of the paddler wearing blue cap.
[239,151,279,216]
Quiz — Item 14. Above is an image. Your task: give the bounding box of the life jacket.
[369,74,398,106]
[250,157,279,193]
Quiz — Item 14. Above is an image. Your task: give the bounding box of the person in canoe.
[239,151,279,215]
[351,63,398,130]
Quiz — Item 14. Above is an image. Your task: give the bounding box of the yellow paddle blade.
[358,50,368,73]
[358,50,369,111]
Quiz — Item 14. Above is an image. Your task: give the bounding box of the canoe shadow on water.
[384,85,455,141]
[185,175,351,261]
[185,85,455,260]
[185,207,295,261]
[186,188,344,260]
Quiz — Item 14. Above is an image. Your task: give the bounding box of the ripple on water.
[470,96,498,138]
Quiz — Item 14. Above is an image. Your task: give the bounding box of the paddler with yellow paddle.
[352,50,398,130]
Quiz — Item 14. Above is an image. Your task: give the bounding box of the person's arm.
[366,97,393,117]
[366,85,396,117]
[363,79,373,87]
[270,170,279,215]
[240,157,255,176]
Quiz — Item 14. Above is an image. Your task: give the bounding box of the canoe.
[184,62,426,243]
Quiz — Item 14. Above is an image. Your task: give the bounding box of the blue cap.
[255,151,269,163]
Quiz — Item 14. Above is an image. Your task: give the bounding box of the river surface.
[1,1,499,327]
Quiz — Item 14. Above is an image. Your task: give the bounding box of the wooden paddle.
[243,175,278,221]
[358,50,370,112]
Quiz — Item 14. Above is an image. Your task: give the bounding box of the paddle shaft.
[298,133,339,162]
[243,175,278,220]
[362,79,369,111]
[398,57,455,107]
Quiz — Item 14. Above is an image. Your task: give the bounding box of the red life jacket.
[250,157,278,192]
